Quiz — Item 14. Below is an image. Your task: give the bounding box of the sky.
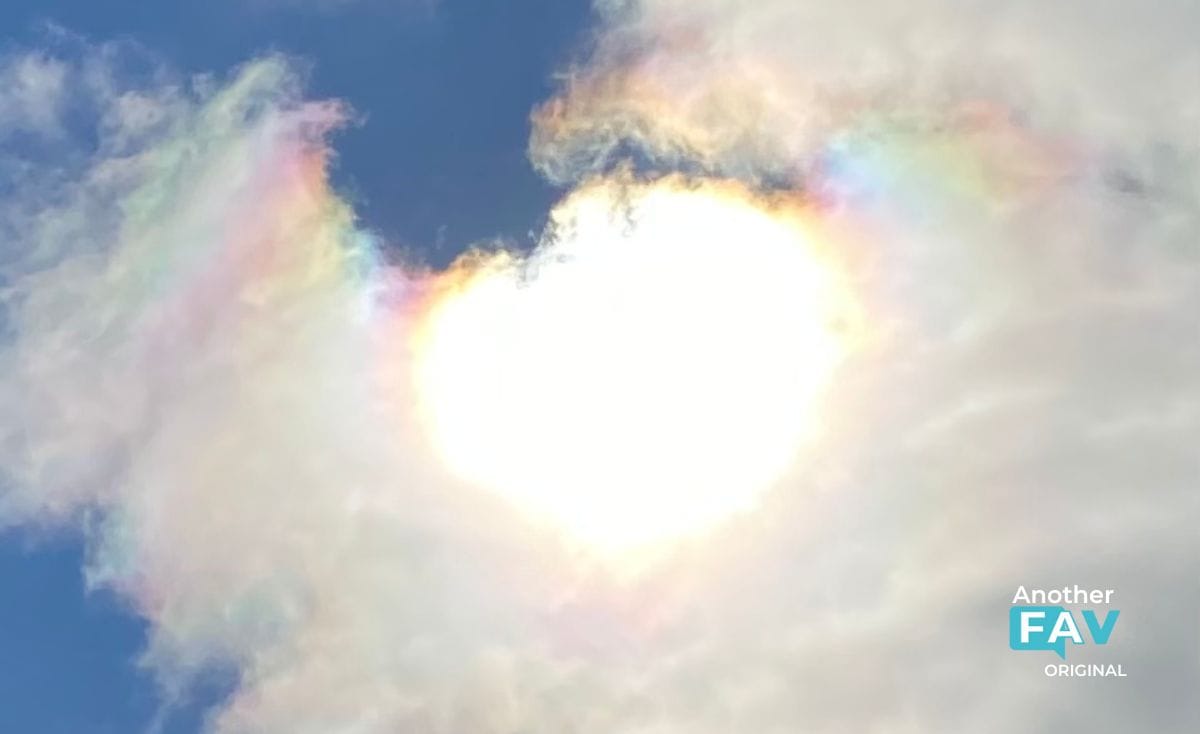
[0,1,1197,733]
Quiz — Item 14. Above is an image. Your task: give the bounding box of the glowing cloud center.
[414,180,849,551]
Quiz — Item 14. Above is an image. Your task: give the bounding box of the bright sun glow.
[413,179,851,552]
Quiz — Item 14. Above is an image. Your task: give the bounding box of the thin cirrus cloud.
[0,1,1198,733]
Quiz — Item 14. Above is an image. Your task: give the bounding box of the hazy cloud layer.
[1,2,1198,732]
[529,1,1200,731]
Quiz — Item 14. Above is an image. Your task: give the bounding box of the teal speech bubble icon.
[1010,605,1070,659]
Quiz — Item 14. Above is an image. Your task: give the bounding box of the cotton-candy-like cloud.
[532,0,1200,188]
[2,1,1200,732]
[0,45,547,731]
[533,0,1200,731]
[0,39,858,730]
[0,39,855,731]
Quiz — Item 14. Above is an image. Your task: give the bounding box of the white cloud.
[0,2,1198,731]
[530,1,1200,731]
[0,53,68,137]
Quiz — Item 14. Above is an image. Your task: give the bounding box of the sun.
[412,177,852,553]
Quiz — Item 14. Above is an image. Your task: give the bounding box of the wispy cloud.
[1,2,1198,731]
[529,1,1200,730]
